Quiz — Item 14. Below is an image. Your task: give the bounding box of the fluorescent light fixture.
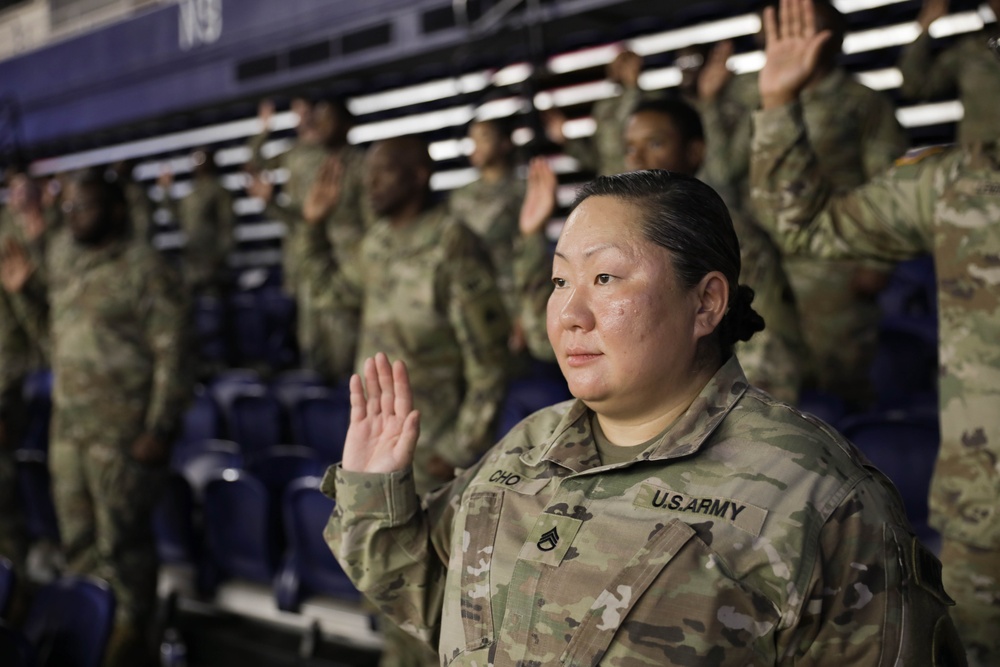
[896,100,964,127]
[728,50,766,74]
[430,167,479,191]
[547,44,622,75]
[533,81,619,111]
[562,118,596,139]
[235,197,266,216]
[638,67,682,91]
[512,127,535,146]
[493,63,533,87]
[216,146,252,167]
[842,22,921,53]
[152,231,184,251]
[348,106,475,144]
[428,138,473,161]
[556,184,582,208]
[832,0,908,12]
[629,14,761,57]
[854,67,904,90]
[221,173,249,191]
[134,156,195,182]
[346,72,491,116]
[547,155,580,175]
[234,221,287,242]
[476,96,528,121]
[929,11,984,38]
[981,3,997,22]
[31,112,298,177]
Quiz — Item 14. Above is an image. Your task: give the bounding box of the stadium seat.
[202,470,276,587]
[259,286,298,370]
[247,446,327,499]
[0,621,37,667]
[869,322,939,410]
[228,390,283,459]
[275,477,359,612]
[171,439,243,501]
[272,369,328,413]
[496,371,573,440]
[0,557,13,619]
[290,386,351,463]
[230,292,269,366]
[175,386,222,447]
[152,472,199,566]
[22,576,116,667]
[796,389,848,428]
[14,451,60,545]
[839,409,940,545]
[194,295,228,364]
[878,254,937,321]
[20,370,52,453]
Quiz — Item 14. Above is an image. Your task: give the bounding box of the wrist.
[761,91,798,110]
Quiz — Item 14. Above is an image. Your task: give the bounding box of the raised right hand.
[917,0,948,31]
[698,41,735,102]
[759,0,832,109]
[519,157,557,237]
[245,169,274,204]
[341,353,421,474]
[0,238,35,294]
[540,109,568,145]
[303,155,344,225]
[258,99,276,130]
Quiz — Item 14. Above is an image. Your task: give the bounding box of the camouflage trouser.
[50,436,166,626]
[940,538,1000,667]
[0,447,29,572]
[377,612,439,667]
[298,278,359,382]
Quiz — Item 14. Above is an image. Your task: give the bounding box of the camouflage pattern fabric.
[35,228,191,624]
[731,213,806,404]
[564,87,644,177]
[898,29,1000,144]
[512,231,555,362]
[323,357,964,666]
[447,174,525,320]
[307,204,510,494]
[124,180,155,245]
[702,69,909,404]
[165,175,235,295]
[750,101,1000,661]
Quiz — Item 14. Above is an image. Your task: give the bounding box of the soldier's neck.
[479,164,511,184]
[388,199,427,228]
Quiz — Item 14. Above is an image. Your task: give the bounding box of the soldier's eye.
[552,277,567,288]
[596,274,613,285]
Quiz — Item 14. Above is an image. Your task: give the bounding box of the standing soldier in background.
[248,96,369,380]
[1,170,192,667]
[751,0,999,661]
[159,147,235,297]
[542,49,645,176]
[303,136,510,667]
[109,158,155,245]
[696,0,908,407]
[898,0,1000,144]
[447,117,528,352]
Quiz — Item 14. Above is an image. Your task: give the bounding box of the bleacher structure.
[1,0,974,662]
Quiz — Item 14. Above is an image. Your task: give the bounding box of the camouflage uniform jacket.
[32,229,191,444]
[447,174,524,319]
[165,175,235,293]
[565,87,644,176]
[307,204,510,478]
[751,101,1000,549]
[512,231,555,362]
[324,356,963,666]
[125,180,156,245]
[898,28,1000,144]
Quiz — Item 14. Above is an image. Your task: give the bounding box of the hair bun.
[721,284,765,347]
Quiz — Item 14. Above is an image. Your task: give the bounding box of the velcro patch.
[633,483,768,537]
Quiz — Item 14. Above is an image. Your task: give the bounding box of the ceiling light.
[896,100,964,127]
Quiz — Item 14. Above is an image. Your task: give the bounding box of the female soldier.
[323,170,963,665]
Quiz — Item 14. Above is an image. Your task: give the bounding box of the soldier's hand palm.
[342,354,420,475]
[918,0,949,29]
[303,156,344,225]
[0,239,33,294]
[759,0,831,107]
[698,41,735,102]
[520,158,557,237]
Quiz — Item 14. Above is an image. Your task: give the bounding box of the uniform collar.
[520,356,750,473]
[801,67,847,103]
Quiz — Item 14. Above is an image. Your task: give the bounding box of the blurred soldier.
[750,0,999,661]
[518,98,806,402]
[248,97,369,380]
[109,158,155,245]
[542,49,645,176]
[697,0,909,406]
[159,148,235,296]
[1,170,191,666]
[447,118,526,346]
[898,0,1000,143]
[303,137,510,667]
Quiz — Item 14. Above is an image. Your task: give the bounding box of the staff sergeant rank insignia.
[537,527,560,551]
[634,483,768,537]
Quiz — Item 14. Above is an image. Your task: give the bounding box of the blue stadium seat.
[20,370,52,453]
[228,390,283,459]
[290,387,351,463]
[194,295,228,364]
[0,621,37,667]
[152,472,199,566]
[496,372,572,440]
[22,575,115,667]
[175,386,222,447]
[247,446,327,499]
[839,409,940,546]
[171,439,243,501]
[272,369,328,414]
[14,451,60,545]
[0,557,13,619]
[275,477,359,612]
[230,292,268,366]
[259,287,298,370]
[796,389,848,428]
[878,254,937,321]
[202,470,276,588]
